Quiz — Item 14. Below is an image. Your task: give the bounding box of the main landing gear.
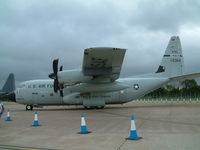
[26,105,33,111]
[84,106,105,109]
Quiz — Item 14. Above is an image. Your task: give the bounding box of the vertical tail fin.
[1,73,15,93]
[156,36,184,77]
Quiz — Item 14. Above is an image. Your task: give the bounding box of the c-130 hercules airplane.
[5,36,200,110]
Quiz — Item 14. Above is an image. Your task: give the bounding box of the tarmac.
[0,102,200,150]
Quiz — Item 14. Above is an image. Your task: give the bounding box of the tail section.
[1,73,15,94]
[156,36,184,77]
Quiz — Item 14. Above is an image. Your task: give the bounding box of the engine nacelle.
[58,69,92,84]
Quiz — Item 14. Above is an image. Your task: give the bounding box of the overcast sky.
[0,0,200,87]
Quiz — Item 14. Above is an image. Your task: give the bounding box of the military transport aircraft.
[6,36,200,110]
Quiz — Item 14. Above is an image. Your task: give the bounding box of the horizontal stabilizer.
[170,73,200,82]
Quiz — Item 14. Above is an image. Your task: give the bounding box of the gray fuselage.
[15,76,169,107]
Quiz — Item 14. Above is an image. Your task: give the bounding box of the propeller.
[59,84,64,97]
[48,59,64,96]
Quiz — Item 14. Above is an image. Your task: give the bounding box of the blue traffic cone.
[32,112,40,127]
[78,113,91,134]
[5,109,12,121]
[126,115,142,140]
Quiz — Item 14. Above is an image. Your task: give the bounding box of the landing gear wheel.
[96,106,105,109]
[26,105,33,111]
[100,106,104,109]
[84,106,91,109]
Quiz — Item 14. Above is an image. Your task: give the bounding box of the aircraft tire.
[84,106,104,109]
[96,106,104,109]
[84,106,92,109]
[26,105,33,111]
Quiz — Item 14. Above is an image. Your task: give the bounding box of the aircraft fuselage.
[15,77,169,108]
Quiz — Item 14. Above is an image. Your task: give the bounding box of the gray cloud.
[0,0,200,87]
[129,0,200,32]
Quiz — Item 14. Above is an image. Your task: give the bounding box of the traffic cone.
[126,114,142,140]
[78,113,91,134]
[32,111,40,127]
[5,109,12,121]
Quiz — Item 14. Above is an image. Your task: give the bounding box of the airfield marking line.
[0,145,54,150]
[117,139,127,150]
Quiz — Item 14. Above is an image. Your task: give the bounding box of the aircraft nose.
[8,92,16,102]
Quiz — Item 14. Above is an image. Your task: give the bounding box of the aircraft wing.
[170,73,200,82]
[82,47,126,82]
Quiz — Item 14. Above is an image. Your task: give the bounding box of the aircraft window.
[47,84,53,88]
[33,85,36,88]
[32,92,38,94]
[28,85,31,88]
[39,84,45,88]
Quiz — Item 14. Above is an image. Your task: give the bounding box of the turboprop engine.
[58,69,92,85]
[48,59,92,96]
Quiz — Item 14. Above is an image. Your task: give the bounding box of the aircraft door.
[31,92,39,104]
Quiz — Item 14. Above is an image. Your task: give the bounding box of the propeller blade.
[59,90,63,97]
[48,73,55,79]
[54,78,59,93]
[53,59,59,75]
[59,66,63,71]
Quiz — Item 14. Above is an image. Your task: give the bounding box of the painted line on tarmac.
[117,139,127,150]
[0,145,56,150]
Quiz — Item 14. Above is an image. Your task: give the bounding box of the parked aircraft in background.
[6,36,200,110]
[0,73,15,96]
